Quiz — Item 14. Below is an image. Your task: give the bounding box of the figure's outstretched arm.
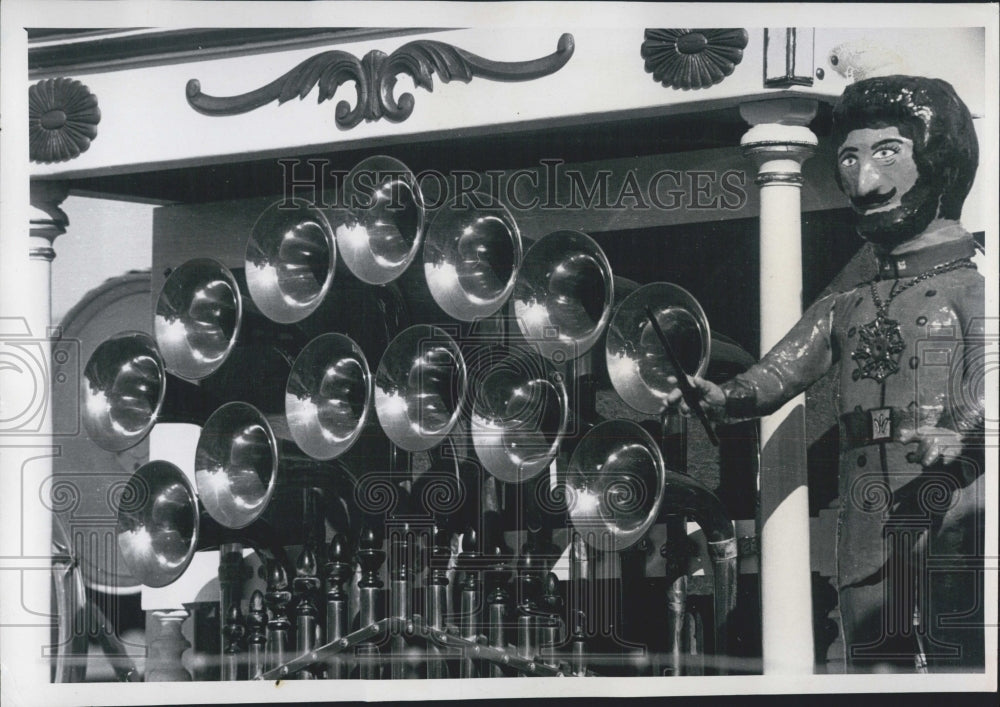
[667,293,841,423]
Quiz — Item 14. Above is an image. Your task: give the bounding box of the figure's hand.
[898,425,964,466]
[665,375,727,422]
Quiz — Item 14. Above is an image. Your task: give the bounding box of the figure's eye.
[839,154,857,168]
[873,145,900,160]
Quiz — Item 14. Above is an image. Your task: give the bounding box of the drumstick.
[644,306,719,446]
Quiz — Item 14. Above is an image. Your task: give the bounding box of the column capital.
[739,98,819,175]
[29,179,69,261]
[740,123,817,168]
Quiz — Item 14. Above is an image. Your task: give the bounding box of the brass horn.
[566,419,738,664]
[155,257,301,412]
[244,199,337,325]
[605,282,711,415]
[468,344,568,483]
[154,258,244,381]
[116,460,288,588]
[194,401,349,529]
[335,155,426,285]
[423,193,523,321]
[374,324,468,452]
[285,333,373,461]
[565,419,665,552]
[512,230,614,362]
[82,332,216,452]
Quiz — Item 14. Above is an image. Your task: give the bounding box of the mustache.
[851,188,897,210]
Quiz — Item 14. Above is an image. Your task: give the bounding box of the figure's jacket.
[721,231,985,587]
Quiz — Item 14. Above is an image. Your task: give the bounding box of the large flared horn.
[116,461,205,588]
[335,155,426,285]
[374,325,468,452]
[606,282,711,415]
[567,418,737,666]
[154,258,244,381]
[565,419,665,552]
[285,333,373,461]
[245,200,337,324]
[194,401,343,529]
[116,460,290,589]
[512,230,614,362]
[468,344,568,483]
[423,193,523,321]
[82,332,214,452]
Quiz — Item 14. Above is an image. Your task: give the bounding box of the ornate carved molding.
[641,29,748,90]
[29,78,101,163]
[186,33,575,130]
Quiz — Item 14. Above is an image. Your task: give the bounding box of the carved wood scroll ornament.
[29,78,101,163]
[641,29,748,90]
[186,34,575,130]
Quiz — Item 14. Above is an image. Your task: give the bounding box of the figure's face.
[837,126,939,248]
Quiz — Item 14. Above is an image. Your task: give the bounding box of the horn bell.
[566,419,665,552]
[82,332,168,452]
[606,282,711,415]
[154,258,242,381]
[423,194,523,321]
[116,461,201,588]
[286,333,373,461]
[336,155,426,285]
[512,230,614,362]
[194,401,280,529]
[245,200,337,324]
[469,344,568,483]
[375,325,468,452]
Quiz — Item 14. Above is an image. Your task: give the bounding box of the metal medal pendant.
[852,313,905,383]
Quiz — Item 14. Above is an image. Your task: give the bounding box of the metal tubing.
[459,581,480,678]
[487,599,507,677]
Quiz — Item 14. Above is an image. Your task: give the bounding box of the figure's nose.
[856,159,883,195]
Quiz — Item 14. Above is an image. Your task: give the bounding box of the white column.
[739,99,817,675]
[0,181,68,693]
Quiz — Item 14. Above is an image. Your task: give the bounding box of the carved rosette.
[29,78,101,163]
[186,34,575,130]
[642,29,748,90]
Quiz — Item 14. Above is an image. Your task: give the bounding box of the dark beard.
[855,178,940,251]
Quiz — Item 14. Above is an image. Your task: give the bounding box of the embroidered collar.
[875,234,977,280]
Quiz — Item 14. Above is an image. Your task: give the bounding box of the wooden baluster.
[293,546,321,679]
[325,533,353,679]
[145,609,192,682]
[246,590,268,680]
[222,604,245,681]
[539,572,563,669]
[265,561,292,674]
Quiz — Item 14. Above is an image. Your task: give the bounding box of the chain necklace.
[852,257,975,383]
